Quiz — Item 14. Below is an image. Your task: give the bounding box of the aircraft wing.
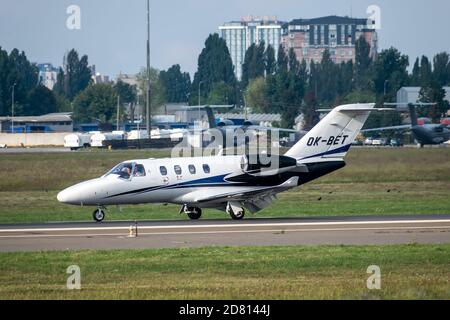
[246,126,299,133]
[361,125,411,133]
[195,177,299,213]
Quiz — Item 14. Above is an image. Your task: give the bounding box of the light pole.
[145,0,151,138]
[116,94,120,131]
[198,80,203,124]
[198,81,204,106]
[11,83,16,133]
[242,89,248,120]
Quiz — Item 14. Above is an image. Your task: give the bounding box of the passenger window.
[188,165,196,174]
[174,165,182,175]
[202,164,210,174]
[160,166,167,176]
[133,164,146,177]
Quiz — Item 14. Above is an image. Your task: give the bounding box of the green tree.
[73,83,117,123]
[419,81,449,122]
[25,85,58,116]
[410,58,420,86]
[55,49,92,100]
[317,50,339,103]
[136,67,166,117]
[241,44,255,89]
[432,52,450,86]
[241,42,266,88]
[276,48,305,128]
[419,55,433,87]
[0,47,39,116]
[206,82,234,105]
[159,64,191,103]
[244,77,269,113]
[300,90,320,130]
[265,45,276,76]
[276,44,288,73]
[114,80,138,123]
[114,80,137,105]
[354,36,373,90]
[53,68,65,96]
[372,48,409,98]
[191,34,237,105]
[337,60,354,97]
[54,93,72,112]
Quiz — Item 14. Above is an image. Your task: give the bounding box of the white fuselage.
[57,155,247,207]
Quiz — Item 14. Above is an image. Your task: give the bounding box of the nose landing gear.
[93,207,106,222]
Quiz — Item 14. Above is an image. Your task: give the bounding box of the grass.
[0,147,449,223]
[0,244,449,299]
[1,149,449,300]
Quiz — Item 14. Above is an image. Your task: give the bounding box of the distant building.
[37,63,60,90]
[219,16,283,80]
[90,65,110,84]
[281,15,378,66]
[0,113,73,133]
[116,73,140,90]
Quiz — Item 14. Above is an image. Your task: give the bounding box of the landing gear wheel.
[93,208,105,222]
[186,207,202,220]
[230,209,245,220]
[227,205,245,220]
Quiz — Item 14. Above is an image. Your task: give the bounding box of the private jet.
[58,103,381,222]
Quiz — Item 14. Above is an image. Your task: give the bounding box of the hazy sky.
[0,0,449,78]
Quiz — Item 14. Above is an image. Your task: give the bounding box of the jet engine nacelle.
[217,119,235,127]
[240,154,298,176]
[243,120,258,126]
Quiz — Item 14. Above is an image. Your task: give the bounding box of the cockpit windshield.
[105,162,134,179]
[105,162,146,179]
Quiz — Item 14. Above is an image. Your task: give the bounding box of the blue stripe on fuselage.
[105,174,234,199]
[301,144,351,160]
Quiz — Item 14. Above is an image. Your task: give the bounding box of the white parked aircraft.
[58,103,379,222]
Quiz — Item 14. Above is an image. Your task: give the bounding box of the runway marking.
[0,226,449,239]
[0,219,450,233]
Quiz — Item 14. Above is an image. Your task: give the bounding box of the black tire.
[93,209,105,222]
[187,207,202,220]
[230,208,245,220]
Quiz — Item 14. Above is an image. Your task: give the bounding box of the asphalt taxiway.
[0,215,449,252]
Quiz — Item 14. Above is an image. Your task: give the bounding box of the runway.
[0,215,449,252]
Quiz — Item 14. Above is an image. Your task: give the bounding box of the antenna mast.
[146,0,151,137]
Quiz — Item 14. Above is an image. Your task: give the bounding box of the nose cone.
[57,187,80,205]
[57,178,110,205]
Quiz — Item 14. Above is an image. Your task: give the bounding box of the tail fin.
[204,106,217,129]
[285,103,375,161]
[408,103,418,126]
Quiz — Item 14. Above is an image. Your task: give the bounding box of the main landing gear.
[180,203,246,220]
[226,202,245,220]
[181,205,202,220]
[93,207,106,222]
